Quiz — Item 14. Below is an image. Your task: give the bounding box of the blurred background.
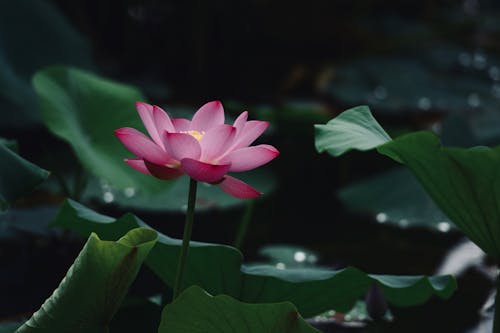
[2,0,500,332]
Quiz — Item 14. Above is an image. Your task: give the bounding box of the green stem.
[172,178,198,300]
[233,199,255,250]
[494,271,500,333]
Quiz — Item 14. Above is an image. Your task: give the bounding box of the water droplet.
[373,86,387,100]
[431,122,442,135]
[276,262,286,270]
[124,187,136,198]
[181,204,188,211]
[437,222,451,233]
[344,314,352,321]
[399,219,409,228]
[491,84,500,98]
[294,251,306,263]
[473,52,487,70]
[418,97,432,111]
[103,191,114,203]
[489,66,500,81]
[376,212,387,223]
[307,254,318,264]
[468,93,481,107]
[99,179,111,188]
[458,52,472,67]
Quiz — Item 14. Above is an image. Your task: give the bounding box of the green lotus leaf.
[315,105,500,259]
[314,105,393,158]
[32,66,173,195]
[15,227,157,333]
[52,199,457,317]
[159,285,320,333]
[0,143,49,210]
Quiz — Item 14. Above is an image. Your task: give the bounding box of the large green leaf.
[314,105,393,158]
[378,132,500,258]
[52,199,457,317]
[15,227,157,333]
[0,0,93,129]
[0,144,49,210]
[315,106,500,259]
[159,285,320,333]
[257,244,320,268]
[33,66,173,194]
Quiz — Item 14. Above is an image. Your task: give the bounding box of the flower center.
[181,130,205,141]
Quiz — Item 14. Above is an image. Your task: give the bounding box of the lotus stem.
[172,178,198,300]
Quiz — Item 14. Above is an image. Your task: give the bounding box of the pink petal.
[153,105,176,141]
[163,132,202,161]
[233,111,248,130]
[199,124,236,161]
[218,176,261,199]
[181,158,230,183]
[172,118,191,132]
[144,160,184,180]
[115,127,172,165]
[231,120,269,150]
[125,158,152,175]
[225,144,279,172]
[190,100,224,131]
[135,102,163,146]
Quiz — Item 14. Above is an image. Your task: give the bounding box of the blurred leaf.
[0,144,49,211]
[0,205,59,241]
[33,66,174,195]
[315,106,500,259]
[314,105,392,158]
[53,199,457,318]
[159,285,320,333]
[258,244,319,268]
[327,55,499,114]
[339,168,453,231]
[82,168,277,211]
[441,110,500,147]
[0,138,18,151]
[15,227,157,333]
[0,320,24,333]
[0,0,93,129]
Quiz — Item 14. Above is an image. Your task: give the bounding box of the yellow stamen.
[181,130,205,141]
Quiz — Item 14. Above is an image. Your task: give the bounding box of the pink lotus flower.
[115,101,279,199]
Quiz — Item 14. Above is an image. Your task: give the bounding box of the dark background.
[2,0,500,332]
